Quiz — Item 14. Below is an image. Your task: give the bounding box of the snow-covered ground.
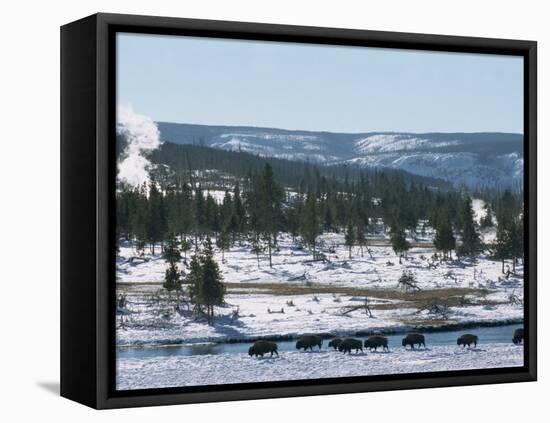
[116,342,523,390]
[116,230,523,346]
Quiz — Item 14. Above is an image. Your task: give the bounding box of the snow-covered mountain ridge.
[157,122,523,190]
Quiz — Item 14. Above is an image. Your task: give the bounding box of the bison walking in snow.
[402,333,426,349]
[296,334,323,351]
[512,328,524,345]
[338,338,363,354]
[248,340,279,357]
[328,338,343,350]
[364,335,389,352]
[457,334,478,347]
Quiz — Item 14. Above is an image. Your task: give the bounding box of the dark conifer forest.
[116,140,524,269]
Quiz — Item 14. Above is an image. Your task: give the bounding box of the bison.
[457,334,478,347]
[248,340,279,357]
[402,333,426,349]
[512,328,524,345]
[338,338,363,354]
[328,338,343,350]
[364,335,389,352]
[296,334,323,351]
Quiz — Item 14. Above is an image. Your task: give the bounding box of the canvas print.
[115,33,525,391]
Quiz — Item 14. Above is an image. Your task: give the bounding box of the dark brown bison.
[328,338,343,350]
[512,328,524,345]
[248,340,279,357]
[457,334,478,347]
[402,333,426,349]
[364,335,389,352]
[338,338,363,354]
[296,334,323,351]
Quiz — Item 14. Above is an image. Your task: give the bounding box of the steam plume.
[116,104,162,187]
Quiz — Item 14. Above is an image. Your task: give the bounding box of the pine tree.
[344,222,355,259]
[510,215,524,272]
[220,190,233,230]
[434,219,456,260]
[493,222,512,273]
[186,254,202,307]
[216,228,231,262]
[356,220,367,257]
[390,225,409,264]
[258,164,284,267]
[232,183,246,235]
[480,204,494,229]
[458,196,481,256]
[250,235,263,268]
[147,180,165,255]
[163,239,182,298]
[204,193,220,240]
[194,185,206,250]
[180,238,192,261]
[199,239,226,324]
[300,192,322,253]
[323,202,334,232]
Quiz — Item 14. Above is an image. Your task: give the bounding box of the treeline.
[148,142,451,194]
[117,157,523,271]
[118,161,447,260]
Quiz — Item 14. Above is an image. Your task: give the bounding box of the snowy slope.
[157,122,523,190]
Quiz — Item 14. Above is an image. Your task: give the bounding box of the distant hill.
[156,122,523,190]
[149,142,451,191]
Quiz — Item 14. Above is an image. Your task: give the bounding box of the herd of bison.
[247,328,525,357]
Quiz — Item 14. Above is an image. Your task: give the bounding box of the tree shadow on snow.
[460,347,486,352]
[212,315,247,338]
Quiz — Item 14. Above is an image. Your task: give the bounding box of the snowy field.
[116,229,523,346]
[116,342,523,390]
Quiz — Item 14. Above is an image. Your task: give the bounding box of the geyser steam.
[116,104,162,187]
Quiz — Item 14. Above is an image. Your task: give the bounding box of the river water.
[117,324,522,360]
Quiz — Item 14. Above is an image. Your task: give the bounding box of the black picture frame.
[61,12,537,409]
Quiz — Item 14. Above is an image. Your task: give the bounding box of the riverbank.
[117,318,523,347]
[116,342,524,390]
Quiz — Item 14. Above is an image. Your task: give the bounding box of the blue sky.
[117,33,523,134]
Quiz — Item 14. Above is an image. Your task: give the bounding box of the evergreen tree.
[163,239,182,298]
[480,204,494,229]
[493,222,512,273]
[250,235,263,268]
[300,192,322,253]
[193,185,206,250]
[186,254,202,307]
[258,164,284,267]
[147,180,165,255]
[510,215,524,272]
[216,228,231,262]
[323,202,334,232]
[220,190,233,230]
[356,220,367,257]
[390,225,409,264]
[180,238,192,261]
[198,239,226,324]
[495,189,517,230]
[284,198,301,243]
[458,196,481,256]
[232,183,246,235]
[434,219,456,260]
[344,222,355,259]
[204,193,220,239]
